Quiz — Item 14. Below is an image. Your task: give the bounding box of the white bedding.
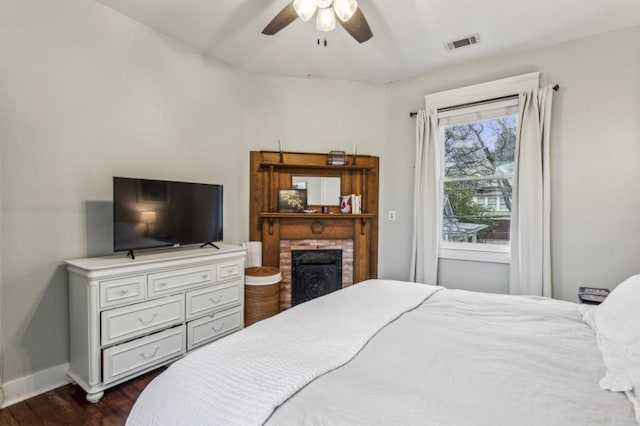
[127,280,441,426]
[128,280,637,426]
[268,288,636,425]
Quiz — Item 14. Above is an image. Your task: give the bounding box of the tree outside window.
[442,116,517,245]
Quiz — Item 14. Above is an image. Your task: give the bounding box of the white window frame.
[425,73,539,264]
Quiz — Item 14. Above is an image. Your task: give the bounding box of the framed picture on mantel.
[278,189,307,213]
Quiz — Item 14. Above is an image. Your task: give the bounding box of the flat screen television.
[113,177,223,257]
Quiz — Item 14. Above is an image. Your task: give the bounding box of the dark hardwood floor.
[0,367,164,425]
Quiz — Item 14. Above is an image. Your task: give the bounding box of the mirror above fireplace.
[292,176,340,206]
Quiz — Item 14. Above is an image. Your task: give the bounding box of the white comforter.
[127,279,441,426]
[268,288,636,425]
[128,281,637,425]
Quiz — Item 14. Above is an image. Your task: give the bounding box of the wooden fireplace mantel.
[249,151,379,283]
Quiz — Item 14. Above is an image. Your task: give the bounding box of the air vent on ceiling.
[444,33,480,51]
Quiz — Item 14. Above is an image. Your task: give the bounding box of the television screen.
[113,177,223,253]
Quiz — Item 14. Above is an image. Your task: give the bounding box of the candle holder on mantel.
[278,138,284,163]
[327,150,347,166]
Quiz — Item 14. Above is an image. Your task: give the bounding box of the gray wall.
[381,25,640,301]
[0,0,386,383]
[246,74,386,156]
[0,0,250,382]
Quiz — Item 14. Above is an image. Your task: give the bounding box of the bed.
[126,278,640,425]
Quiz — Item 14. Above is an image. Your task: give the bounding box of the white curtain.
[410,110,440,284]
[509,86,553,296]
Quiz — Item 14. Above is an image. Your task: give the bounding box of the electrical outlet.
[388,210,396,221]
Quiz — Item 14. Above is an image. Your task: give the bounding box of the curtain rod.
[409,84,560,118]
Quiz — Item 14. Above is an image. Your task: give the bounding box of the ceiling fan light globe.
[314,0,333,8]
[333,0,358,22]
[316,7,336,31]
[293,0,318,22]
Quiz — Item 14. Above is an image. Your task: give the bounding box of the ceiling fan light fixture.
[332,0,358,22]
[293,0,318,22]
[314,0,333,8]
[316,7,336,32]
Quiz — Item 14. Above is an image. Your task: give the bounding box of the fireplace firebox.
[291,249,342,306]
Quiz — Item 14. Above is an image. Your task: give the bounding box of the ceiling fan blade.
[262,2,298,36]
[338,7,373,43]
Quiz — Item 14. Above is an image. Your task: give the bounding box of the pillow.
[586,274,640,392]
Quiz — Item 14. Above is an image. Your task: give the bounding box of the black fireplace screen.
[291,249,342,306]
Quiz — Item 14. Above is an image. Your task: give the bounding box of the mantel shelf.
[259,212,376,219]
[259,162,373,171]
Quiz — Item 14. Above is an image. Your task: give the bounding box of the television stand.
[65,244,246,403]
[200,242,220,249]
[127,250,135,260]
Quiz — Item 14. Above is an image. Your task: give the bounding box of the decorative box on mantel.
[249,150,379,309]
[327,150,348,165]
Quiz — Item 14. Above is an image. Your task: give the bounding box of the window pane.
[443,116,517,179]
[443,179,512,245]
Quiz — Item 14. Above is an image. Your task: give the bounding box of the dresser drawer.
[148,265,215,297]
[99,275,146,309]
[185,280,241,320]
[102,326,185,385]
[187,306,242,350]
[216,260,242,282]
[101,295,184,346]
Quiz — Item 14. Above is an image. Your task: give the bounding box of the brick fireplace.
[279,239,354,310]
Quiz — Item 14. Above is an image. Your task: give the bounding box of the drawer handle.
[119,289,129,295]
[158,282,167,287]
[211,322,225,333]
[137,313,158,325]
[202,274,210,280]
[139,347,160,360]
[224,268,235,275]
[209,295,224,305]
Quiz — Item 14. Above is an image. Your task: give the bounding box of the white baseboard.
[1,363,70,408]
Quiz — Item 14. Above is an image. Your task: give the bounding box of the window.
[440,99,518,247]
[424,72,539,263]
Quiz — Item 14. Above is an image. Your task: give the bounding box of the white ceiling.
[96,0,640,82]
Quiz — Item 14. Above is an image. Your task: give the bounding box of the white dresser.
[65,243,246,402]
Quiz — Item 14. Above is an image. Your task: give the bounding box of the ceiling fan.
[262,0,373,43]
